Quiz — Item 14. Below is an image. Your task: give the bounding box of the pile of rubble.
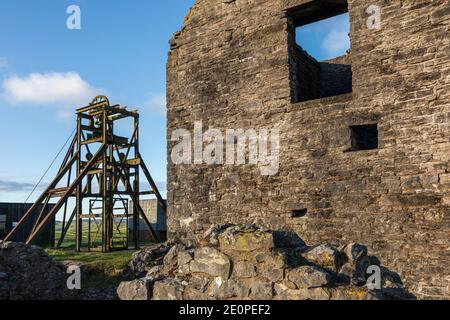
[117,225,415,300]
[0,241,72,300]
[0,225,415,301]
[0,242,119,300]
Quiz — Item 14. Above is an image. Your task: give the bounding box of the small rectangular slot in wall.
[348,124,379,151]
[291,209,308,218]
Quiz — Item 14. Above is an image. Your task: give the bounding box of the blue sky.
[0,1,349,203]
[297,13,350,61]
[0,0,196,202]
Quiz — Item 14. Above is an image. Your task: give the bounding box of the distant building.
[0,203,55,247]
[128,199,167,241]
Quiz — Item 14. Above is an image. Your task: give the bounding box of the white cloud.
[322,30,350,56]
[297,13,350,60]
[145,93,166,115]
[0,179,34,192]
[1,72,102,107]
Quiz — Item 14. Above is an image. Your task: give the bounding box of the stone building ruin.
[167,0,450,299]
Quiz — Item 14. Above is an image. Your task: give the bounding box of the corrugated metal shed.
[0,203,55,247]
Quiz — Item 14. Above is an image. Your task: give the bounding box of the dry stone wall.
[167,0,450,299]
[117,224,414,300]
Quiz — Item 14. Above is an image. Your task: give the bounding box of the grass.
[55,220,129,250]
[46,247,137,290]
[47,247,135,266]
[48,222,157,290]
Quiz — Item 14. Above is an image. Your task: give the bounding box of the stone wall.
[118,225,414,300]
[291,45,352,102]
[166,0,450,299]
[320,55,352,99]
[291,44,321,102]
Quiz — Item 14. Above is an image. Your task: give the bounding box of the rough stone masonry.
[166,0,450,299]
[117,224,414,300]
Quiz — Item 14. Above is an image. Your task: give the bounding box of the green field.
[46,246,136,290]
[48,220,156,290]
[47,222,156,290]
[55,219,136,250]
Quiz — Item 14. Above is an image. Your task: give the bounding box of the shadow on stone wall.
[292,45,352,102]
[119,224,416,300]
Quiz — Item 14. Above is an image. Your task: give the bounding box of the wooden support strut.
[134,198,160,242]
[139,153,167,212]
[112,146,161,243]
[25,144,107,244]
[7,96,165,252]
[4,150,80,242]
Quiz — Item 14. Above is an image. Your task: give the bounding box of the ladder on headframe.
[4,96,166,252]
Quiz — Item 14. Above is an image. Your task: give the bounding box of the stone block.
[249,281,274,300]
[234,261,257,278]
[117,278,153,301]
[190,247,231,278]
[152,279,184,300]
[218,228,275,253]
[287,266,332,289]
[303,244,344,272]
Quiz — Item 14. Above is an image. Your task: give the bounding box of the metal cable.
[24,127,77,203]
